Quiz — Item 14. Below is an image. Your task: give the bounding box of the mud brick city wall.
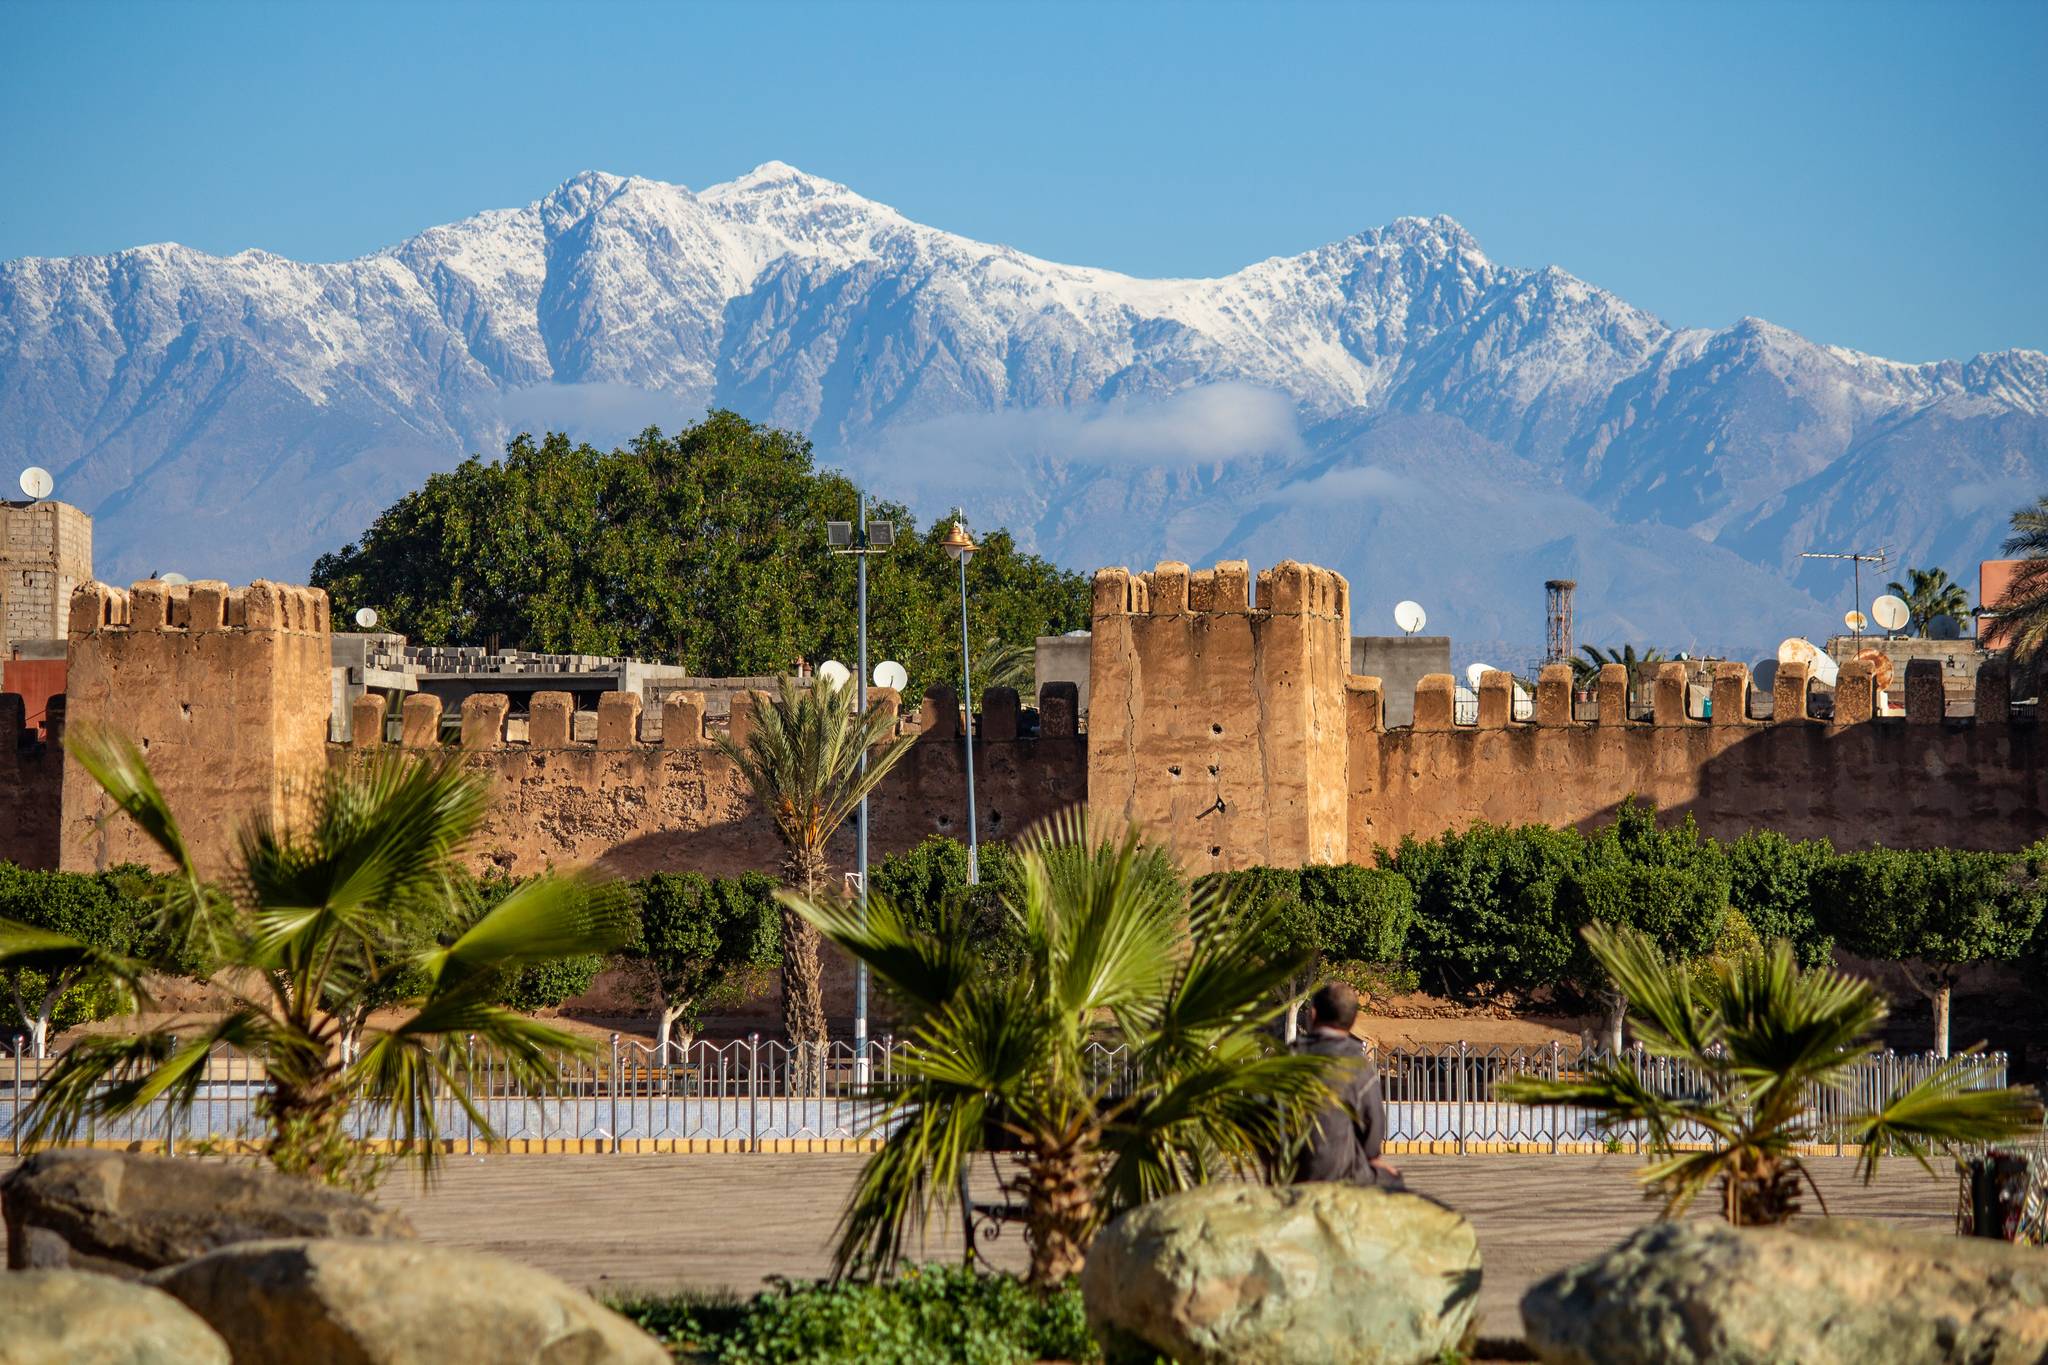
[0,693,62,867]
[336,684,1087,880]
[57,579,332,876]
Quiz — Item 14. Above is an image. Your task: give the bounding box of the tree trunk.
[780,847,831,1048]
[1721,1152,1804,1226]
[1598,988,1626,1055]
[655,1002,692,1067]
[27,1015,48,1061]
[1023,1123,1101,1290]
[1932,980,1952,1059]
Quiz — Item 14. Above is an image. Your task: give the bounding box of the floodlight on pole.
[943,518,981,885]
[828,504,894,1078]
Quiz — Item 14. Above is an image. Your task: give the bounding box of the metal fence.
[0,1033,2012,1156]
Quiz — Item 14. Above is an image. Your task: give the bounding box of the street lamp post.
[826,504,895,1070]
[942,519,980,884]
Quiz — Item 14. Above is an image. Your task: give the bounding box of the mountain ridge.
[3,162,2042,658]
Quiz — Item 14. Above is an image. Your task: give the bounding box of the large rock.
[2,1150,414,1277]
[1081,1182,1482,1364]
[0,1268,231,1365]
[1522,1218,2048,1364]
[149,1237,671,1365]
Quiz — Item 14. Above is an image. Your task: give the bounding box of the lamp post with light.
[826,502,895,1069]
[941,518,980,884]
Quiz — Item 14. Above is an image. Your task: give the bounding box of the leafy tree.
[1991,494,2048,670]
[1816,846,2048,1056]
[1885,566,1973,638]
[310,414,1089,702]
[1197,864,1414,1041]
[633,872,781,1062]
[0,865,161,1058]
[1725,829,1835,966]
[1570,643,1667,688]
[720,676,917,1050]
[790,816,1333,1288]
[970,641,1037,697]
[5,730,633,1189]
[868,837,1027,979]
[1559,865,1726,1051]
[1385,821,1590,995]
[1502,925,2041,1225]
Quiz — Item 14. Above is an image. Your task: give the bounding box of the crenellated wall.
[0,692,62,868]
[1345,658,2047,853]
[1087,560,1352,870]
[335,681,1087,878]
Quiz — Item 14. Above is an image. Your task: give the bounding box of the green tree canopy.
[310,413,1090,701]
[632,871,781,1061]
[1885,566,1973,638]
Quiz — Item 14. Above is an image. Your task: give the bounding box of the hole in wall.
[1207,764,1218,776]
[1209,846,1221,858]
[1168,765,1181,778]
[181,703,193,721]
[1211,723,1223,735]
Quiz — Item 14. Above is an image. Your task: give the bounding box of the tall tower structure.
[1087,558,1352,871]
[1545,579,1576,666]
[1,499,92,655]
[61,579,332,875]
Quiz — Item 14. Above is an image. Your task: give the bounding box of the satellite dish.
[159,572,189,586]
[873,660,908,692]
[1930,615,1962,641]
[1465,662,1494,690]
[1752,658,1779,691]
[817,660,851,690]
[18,466,52,500]
[1778,637,1839,689]
[1871,595,1910,633]
[1393,600,1427,635]
[355,607,380,630]
[1843,610,1867,632]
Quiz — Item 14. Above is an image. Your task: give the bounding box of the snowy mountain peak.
[1,163,2044,657]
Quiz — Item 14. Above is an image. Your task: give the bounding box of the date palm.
[1501,924,2040,1226]
[1994,495,2048,667]
[4,728,631,1189]
[789,815,1336,1288]
[1886,566,1972,637]
[1570,643,1666,688]
[719,674,916,1048]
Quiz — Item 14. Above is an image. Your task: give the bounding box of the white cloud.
[1265,464,1418,505]
[871,383,1305,470]
[489,382,688,444]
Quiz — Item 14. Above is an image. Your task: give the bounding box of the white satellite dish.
[159,572,189,586]
[18,466,53,500]
[355,607,380,630]
[1465,662,1495,690]
[817,659,851,690]
[1843,610,1868,632]
[1777,637,1839,689]
[873,660,908,691]
[1871,595,1910,633]
[1393,600,1427,635]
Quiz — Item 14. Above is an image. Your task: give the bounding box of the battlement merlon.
[68,580,331,637]
[1091,559,1348,622]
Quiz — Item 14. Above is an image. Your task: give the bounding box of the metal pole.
[958,552,978,884]
[609,1033,621,1154]
[854,495,871,1074]
[11,1035,20,1157]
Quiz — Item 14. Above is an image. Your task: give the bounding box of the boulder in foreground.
[1522,1217,2048,1364]
[1081,1181,1482,1364]
[0,1267,231,1365]
[1,1150,414,1277]
[149,1237,671,1365]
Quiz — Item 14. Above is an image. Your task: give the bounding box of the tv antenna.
[18,466,53,501]
[1799,547,1888,643]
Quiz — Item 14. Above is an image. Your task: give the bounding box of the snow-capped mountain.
[4,162,2043,658]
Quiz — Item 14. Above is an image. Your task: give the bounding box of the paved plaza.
[370,1152,1958,1336]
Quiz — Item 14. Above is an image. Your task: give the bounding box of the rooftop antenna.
[1799,547,1888,645]
[18,466,53,501]
[1393,600,1427,636]
[1544,579,1576,664]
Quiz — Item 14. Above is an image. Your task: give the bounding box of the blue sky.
[4,0,2043,362]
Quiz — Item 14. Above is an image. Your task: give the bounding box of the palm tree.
[719,675,916,1049]
[1500,925,2040,1226]
[1993,495,2048,667]
[788,815,1335,1288]
[3,729,630,1189]
[1570,643,1666,688]
[1886,567,1972,637]
[972,640,1037,696]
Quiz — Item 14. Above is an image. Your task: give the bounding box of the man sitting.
[1292,981,1402,1188]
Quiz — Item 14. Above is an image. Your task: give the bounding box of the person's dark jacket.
[1292,1029,1388,1185]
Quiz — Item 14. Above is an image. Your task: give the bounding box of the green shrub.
[1297,863,1414,963]
[611,1265,1098,1364]
[1725,829,1835,965]
[1385,821,1589,994]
